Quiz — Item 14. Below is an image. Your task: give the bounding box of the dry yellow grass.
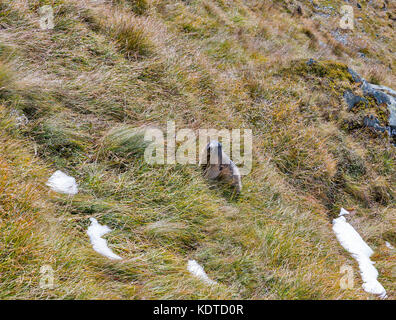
[0,0,394,299]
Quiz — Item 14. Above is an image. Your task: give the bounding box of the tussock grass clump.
[74,3,157,58]
[0,1,25,26]
[30,118,89,161]
[292,59,354,83]
[0,60,54,119]
[111,0,149,15]
[344,178,370,207]
[10,88,55,119]
[369,178,394,206]
[126,0,149,15]
[301,26,318,50]
[206,39,247,65]
[167,2,218,38]
[144,219,197,249]
[109,12,155,58]
[334,146,367,179]
[271,125,338,205]
[101,125,151,160]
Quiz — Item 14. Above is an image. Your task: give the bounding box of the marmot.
[200,140,242,194]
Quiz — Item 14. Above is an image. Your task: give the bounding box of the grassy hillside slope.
[0,0,394,299]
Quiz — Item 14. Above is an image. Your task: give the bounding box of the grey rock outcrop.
[345,68,396,144]
[343,90,367,111]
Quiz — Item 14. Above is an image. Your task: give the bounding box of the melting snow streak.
[385,242,394,250]
[187,260,217,285]
[87,218,122,260]
[332,210,387,298]
[46,170,78,195]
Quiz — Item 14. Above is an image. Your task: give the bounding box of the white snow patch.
[339,208,350,216]
[332,214,387,298]
[87,218,122,260]
[46,170,78,195]
[385,242,394,250]
[187,260,217,285]
[10,109,28,126]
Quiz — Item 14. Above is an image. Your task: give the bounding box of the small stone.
[347,68,362,83]
[344,90,367,111]
[306,58,317,66]
[363,115,385,132]
[362,82,391,105]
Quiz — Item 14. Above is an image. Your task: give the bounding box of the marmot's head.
[206,140,223,166]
